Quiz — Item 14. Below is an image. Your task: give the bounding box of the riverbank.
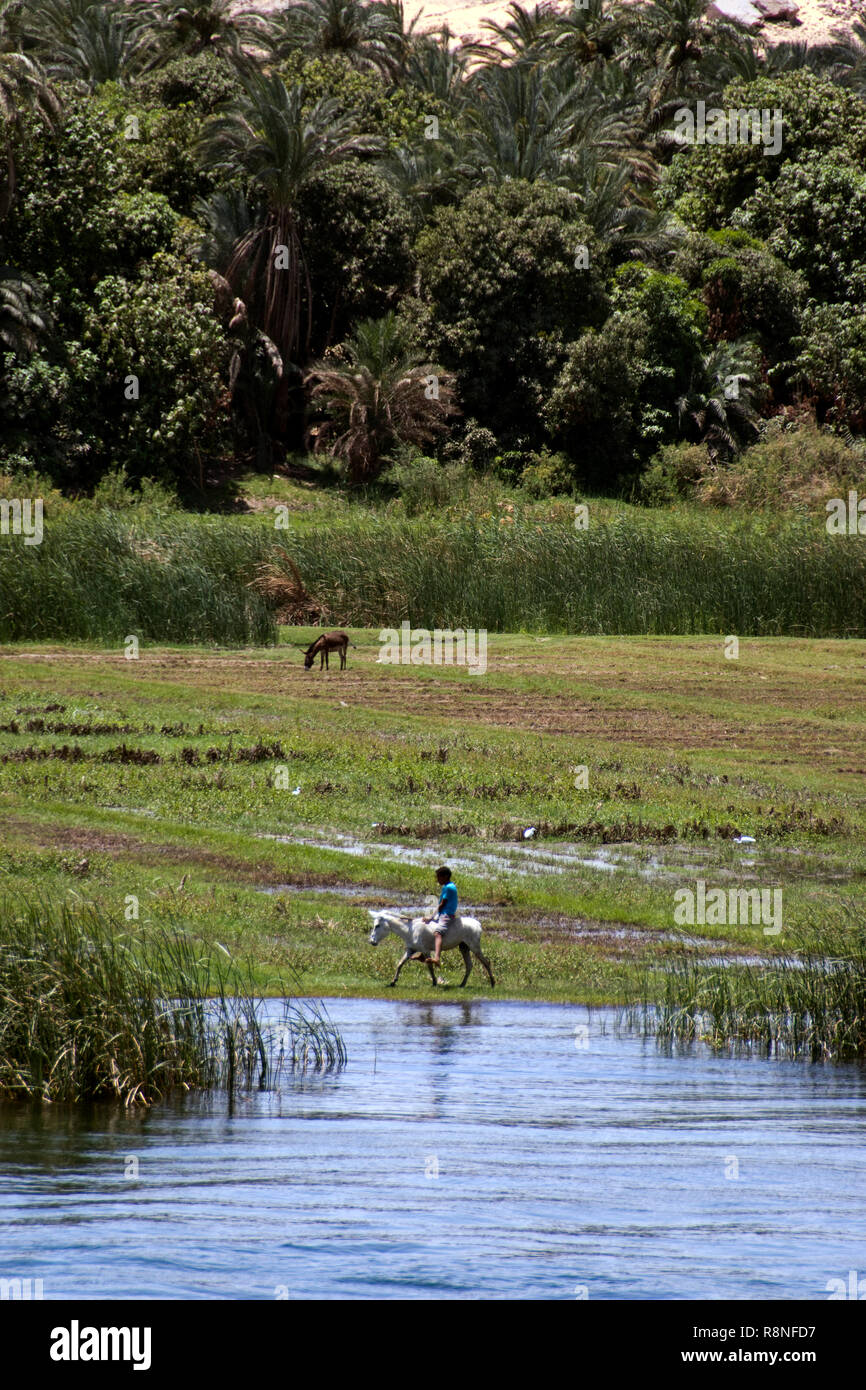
[2,632,862,1003]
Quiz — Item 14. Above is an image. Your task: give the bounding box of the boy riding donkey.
[410,866,458,970]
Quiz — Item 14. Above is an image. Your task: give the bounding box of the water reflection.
[1,999,865,1300]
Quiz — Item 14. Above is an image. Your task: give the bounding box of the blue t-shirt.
[439,881,458,916]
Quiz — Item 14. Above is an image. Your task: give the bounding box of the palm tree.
[676,340,760,461]
[0,0,60,217]
[197,70,380,367]
[461,61,581,184]
[468,2,559,67]
[305,312,457,483]
[402,27,469,104]
[620,0,743,116]
[551,0,624,67]
[40,3,154,88]
[262,0,405,79]
[133,0,270,66]
[563,151,679,263]
[0,265,50,355]
[378,136,468,225]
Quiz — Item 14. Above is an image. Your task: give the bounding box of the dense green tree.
[792,304,866,433]
[296,160,414,351]
[1,252,230,487]
[672,228,805,359]
[545,266,708,481]
[403,180,608,445]
[734,155,866,304]
[661,72,866,231]
[3,94,179,305]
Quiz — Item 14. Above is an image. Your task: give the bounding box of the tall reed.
[0,897,345,1104]
[636,915,866,1061]
[2,507,865,640]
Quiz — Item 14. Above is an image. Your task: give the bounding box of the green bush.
[637,442,708,506]
[518,449,575,499]
[134,51,245,112]
[661,72,866,230]
[639,421,866,510]
[385,451,472,514]
[403,180,608,446]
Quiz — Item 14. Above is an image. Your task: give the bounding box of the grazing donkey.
[303,630,355,670]
[368,909,496,989]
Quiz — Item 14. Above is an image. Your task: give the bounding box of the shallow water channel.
[2,999,865,1300]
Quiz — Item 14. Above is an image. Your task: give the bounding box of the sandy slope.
[243,0,863,47]
[399,0,863,45]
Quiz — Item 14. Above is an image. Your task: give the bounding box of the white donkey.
[368,910,495,989]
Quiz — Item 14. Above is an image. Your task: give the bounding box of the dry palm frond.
[248,547,328,624]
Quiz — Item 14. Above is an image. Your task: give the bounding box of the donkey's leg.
[388,951,411,987]
[474,946,495,987]
[458,941,473,987]
[426,958,439,986]
[340,645,346,669]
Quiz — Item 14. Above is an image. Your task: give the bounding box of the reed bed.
[2,507,865,640]
[286,513,866,635]
[636,918,866,1061]
[0,897,345,1104]
[0,511,275,645]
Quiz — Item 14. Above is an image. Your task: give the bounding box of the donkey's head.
[302,636,322,669]
[368,909,404,945]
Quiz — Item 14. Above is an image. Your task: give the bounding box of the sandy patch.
[243,0,863,47]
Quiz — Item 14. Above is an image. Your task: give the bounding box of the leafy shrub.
[639,421,866,510]
[403,180,608,446]
[442,421,500,471]
[135,51,244,112]
[386,451,472,514]
[637,442,708,505]
[518,448,575,498]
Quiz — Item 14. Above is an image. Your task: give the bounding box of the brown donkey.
[303,630,355,670]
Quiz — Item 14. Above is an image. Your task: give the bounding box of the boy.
[421,866,457,967]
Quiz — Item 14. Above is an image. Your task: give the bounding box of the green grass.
[0,895,345,1104]
[0,633,864,1005]
[641,913,866,1060]
[3,498,866,642]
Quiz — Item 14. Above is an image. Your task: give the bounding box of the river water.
[2,999,865,1300]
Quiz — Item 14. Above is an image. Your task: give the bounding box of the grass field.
[1,630,863,1003]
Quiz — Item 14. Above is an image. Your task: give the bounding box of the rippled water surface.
[2,999,865,1300]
